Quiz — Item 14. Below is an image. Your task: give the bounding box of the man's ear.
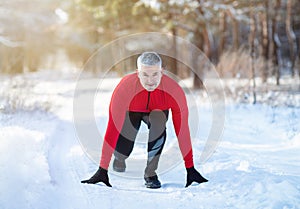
[136,69,141,78]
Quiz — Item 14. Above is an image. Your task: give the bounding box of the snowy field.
[0,70,300,209]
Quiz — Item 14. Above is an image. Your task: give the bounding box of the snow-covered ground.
[0,70,300,209]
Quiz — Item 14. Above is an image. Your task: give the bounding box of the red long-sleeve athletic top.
[100,72,194,169]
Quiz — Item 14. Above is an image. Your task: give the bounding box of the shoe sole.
[145,183,161,189]
[113,167,126,172]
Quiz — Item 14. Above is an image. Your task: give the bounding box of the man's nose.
[147,76,153,83]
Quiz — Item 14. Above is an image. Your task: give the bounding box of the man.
[81,52,208,189]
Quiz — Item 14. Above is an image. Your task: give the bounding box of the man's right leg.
[113,112,142,172]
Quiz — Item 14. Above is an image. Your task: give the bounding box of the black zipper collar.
[146,91,151,110]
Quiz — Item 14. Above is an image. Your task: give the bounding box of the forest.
[0,0,300,94]
[1,2,300,208]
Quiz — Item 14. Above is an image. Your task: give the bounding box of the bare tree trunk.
[218,10,227,65]
[195,4,212,59]
[260,0,270,83]
[299,41,300,86]
[198,23,211,61]
[299,38,300,60]
[272,0,282,85]
[192,30,204,89]
[192,4,210,89]
[298,38,300,81]
[227,9,239,51]
[170,26,178,75]
[268,0,275,76]
[286,0,297,77]
[249,6,257,104]
[202,27,212,59]
[299,37,300,60]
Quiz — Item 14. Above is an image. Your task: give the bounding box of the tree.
[285,0,297,77]
[271,0,282,85]
[0,0,61,73]
[66,0,159,72]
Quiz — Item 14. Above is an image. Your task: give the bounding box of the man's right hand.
[81,167,112,187]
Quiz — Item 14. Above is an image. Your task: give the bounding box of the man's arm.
[168,82,208,187]
[81,75,132,186]
[100,78,130,169]
[169,88,194,168]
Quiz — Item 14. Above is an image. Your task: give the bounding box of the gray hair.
[137,52,162,70]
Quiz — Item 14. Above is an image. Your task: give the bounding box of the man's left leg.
[143,110,169,188]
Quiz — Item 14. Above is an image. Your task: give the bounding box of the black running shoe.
[113,158,126,172]
[144,175,161,189]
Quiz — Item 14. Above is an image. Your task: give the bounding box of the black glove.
[185,166,208,187]
[81,167,112,187]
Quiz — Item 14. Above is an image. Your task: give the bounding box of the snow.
[0,70,300,209]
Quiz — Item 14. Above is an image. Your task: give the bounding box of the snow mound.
[0,126,53,209]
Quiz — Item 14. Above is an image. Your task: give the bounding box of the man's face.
[137,65,163,91]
